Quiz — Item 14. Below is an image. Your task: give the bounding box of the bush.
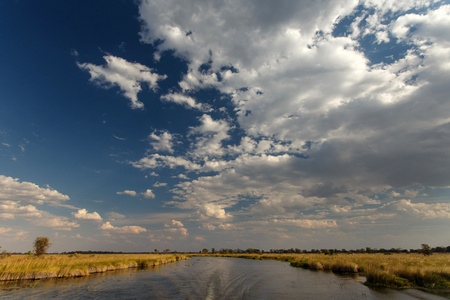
[421,244,432,256]
[1,250,11,259]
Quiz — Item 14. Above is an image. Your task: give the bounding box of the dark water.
[1,257,448,299]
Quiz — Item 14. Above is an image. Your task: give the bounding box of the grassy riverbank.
[198,253,450,290]
[0,253,188,281]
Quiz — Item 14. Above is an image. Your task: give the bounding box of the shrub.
[421,244,432,256]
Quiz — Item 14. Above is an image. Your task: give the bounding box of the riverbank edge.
[0,254,189,281]
[194,253,450,292]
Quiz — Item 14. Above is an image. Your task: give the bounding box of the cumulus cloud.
[34,214,80,231]
[77,55,167,109]
[188,114,231,158]
[0,175,70,205]
[142,189,155,199]
[72,209,102,221]
[149,130,175,153]
[0,175,79,231]
[134,0,450,226]
[116,0,450,251]
[163,219,188,236]
[391,5,450,43]
[170,219,184,227]
[100,221,147,234]
[379,199,450,220]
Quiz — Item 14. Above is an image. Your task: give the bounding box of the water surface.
[1,257,448,299]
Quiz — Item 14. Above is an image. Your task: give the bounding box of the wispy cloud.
[116,190,137,197]
[77,55,167,109]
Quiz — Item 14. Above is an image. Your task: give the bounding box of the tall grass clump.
[364,265,410,288]
[203,253,450,290]
[331,260,359,273]
[0,254,189,281]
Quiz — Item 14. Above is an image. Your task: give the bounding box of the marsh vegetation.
[0,253,188,281]
[198,253,450,290]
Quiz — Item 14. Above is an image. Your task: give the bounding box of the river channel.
[1,257,448,299]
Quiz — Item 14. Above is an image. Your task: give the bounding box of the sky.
[1,0,450,253]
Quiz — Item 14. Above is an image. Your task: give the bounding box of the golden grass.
[0,253,188,281]
[198,253,450,289]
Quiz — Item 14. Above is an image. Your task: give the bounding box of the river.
[1,257,448,299]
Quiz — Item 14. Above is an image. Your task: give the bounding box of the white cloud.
[200,204,231,220]
[142,189,155,199]
[161,92,204,110]
[380,199,450,219]
[140,3,448,188]
[78,55,167,109]
[106,212,126,220]
[132,154,201,170]
[34,214,80,231]
[116,190,137,197]
[100,221,147,234]
[0,213,14,219]
[272,218,338,229]
[0,175,70,206]
[175,174,189,180]
[163,219,188,236]
[113,135,127,141]
[170,219,184,227]
[217,223,240,230]
[165,227,188,236]
[72,209,102,221]
[149,130,174,153]
[130,0,450,249]
[0,175,79,231]
[188,114,231,158]
[0,227,12,234]
[117,189,155,198]
[390,5,450,46]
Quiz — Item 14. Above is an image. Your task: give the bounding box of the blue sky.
[1,0,449,253]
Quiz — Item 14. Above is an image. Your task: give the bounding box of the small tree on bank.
[421,243,432,256]
[33,236,51,256]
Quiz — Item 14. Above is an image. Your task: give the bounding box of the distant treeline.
[5,246,450,256]
[62,251,121,254]
[202,245,450,255]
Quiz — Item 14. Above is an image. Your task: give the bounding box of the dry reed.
[200,253,450,289]
[0,253,188,281]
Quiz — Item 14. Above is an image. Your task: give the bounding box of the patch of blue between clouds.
[331,3,443,66]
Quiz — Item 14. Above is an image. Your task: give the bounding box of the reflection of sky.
[0,0,449,252]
